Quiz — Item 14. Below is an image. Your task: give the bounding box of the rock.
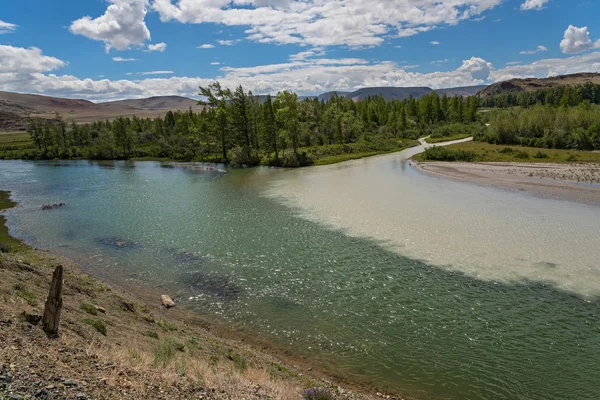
[22,312,42,326]
[76,393,87,399]
[63,379,78,387]
[161,295,176,308]
[94,306,106,314]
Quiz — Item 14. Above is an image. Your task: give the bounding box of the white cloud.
[139,70,175,75]
[152,0,502,47]
[0,20,18,34]
[112,57,138,62]
[505,61,522,66]
[70,0,151,52]
[197,44,215,49]
[560,25,600,54]
[2,44,599,102]
[147,42,167,52]
[520,0,549,11]
[217,39,239,46]
[430,59,449,65]
[210,62,221,65]
[0,45,66,73]
[520,45,548,55]
[430,41,440,45]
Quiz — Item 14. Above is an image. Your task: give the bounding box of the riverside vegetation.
[0,190,392,400]
[1,81,600,166]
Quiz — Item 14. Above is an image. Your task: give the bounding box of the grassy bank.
[0,191,28,253]
[308,139,420,166]
[0,131,31,147]
[0,193,395,400]
[413,141,600,163]
[425,134,472,144]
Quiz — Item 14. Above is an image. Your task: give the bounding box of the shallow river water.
[1,148,599,400]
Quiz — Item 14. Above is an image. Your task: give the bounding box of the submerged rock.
[184,271,243,300]
[161,295,176,308]
[41,202,66,210]
[97,237,142,249]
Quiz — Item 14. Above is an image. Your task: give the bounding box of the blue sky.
[1,0,599,101]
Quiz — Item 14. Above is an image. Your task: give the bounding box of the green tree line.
[5,83,481,166]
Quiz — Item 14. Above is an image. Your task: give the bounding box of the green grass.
[309,139,420,166]
[0,131,32,147]
[14,283,36,306]
[153,338,185,367]
[80,303,98,315]
[227,351,247,371]
[82,319,107,335]
[414,141,600,163]
[157,319,178,332]
[0,191,29,253]
[146,330,159,340]
[425,133,472,143]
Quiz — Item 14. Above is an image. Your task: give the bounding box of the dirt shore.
[413,161,600,206]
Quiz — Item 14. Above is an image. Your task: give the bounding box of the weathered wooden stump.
[42,265,64,337]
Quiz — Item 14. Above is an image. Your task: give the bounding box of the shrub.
[499,147,514,154]
[566,154,578,162]
[157,320,178,332]
[422,146,475,162]
[0,243,10,253]
[227,351,247,370]
[146,331,159,340]
[514,150,530,159]
[82,319,107,335]
[534,151,548,159]
[303,388,335,400]
[80,303,98,315]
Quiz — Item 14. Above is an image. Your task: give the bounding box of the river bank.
[413,161,600,206]
[0,191,399,400]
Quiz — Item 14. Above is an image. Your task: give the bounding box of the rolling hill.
[477,72,600,98]
[0,92,205,131]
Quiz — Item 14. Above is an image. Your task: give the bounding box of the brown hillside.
[0,91,205,131]
[478,72,600,98]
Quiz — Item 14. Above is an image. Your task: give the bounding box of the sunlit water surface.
[1,153,599,400]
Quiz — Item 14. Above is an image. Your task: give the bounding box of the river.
[1,145,599,400]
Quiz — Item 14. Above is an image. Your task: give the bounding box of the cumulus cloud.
[147,42,167,52]
[0,20,17,34]
[139,70,175,75]
[520,0,549,10]
[560,25,600,54]
[0,45,66,73]
[2,44,600,102]
[152,0,502,47]
[112,57,138,62]
[217,39,239,46]
[197,44,215,49]
[70,0,151,52]
[520,45,548,55]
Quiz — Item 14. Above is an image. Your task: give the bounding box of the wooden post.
[43,265,64,337]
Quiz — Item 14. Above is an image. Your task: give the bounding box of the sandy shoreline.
[413,161,600,206]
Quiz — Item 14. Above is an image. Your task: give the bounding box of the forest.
[1,81,600,166]
[0,82,478,166]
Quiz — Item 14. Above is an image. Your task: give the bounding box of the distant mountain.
[478,72,600,98]
[346,87,434,101]
[0,91,205,131]
[317,91,352,102]
[435,85,488,97]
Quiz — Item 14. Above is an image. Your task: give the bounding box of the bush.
[80,303,98,315]
[422,146,475,162]
[514,150,530,159]
[146,331,159,340]
[499,147,514,154]
[82,319,107,335]
[228,146,260,166]
[534,151,548,159]
[303,388,335,400]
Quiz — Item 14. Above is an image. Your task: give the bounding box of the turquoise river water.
[1,149,599,400]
